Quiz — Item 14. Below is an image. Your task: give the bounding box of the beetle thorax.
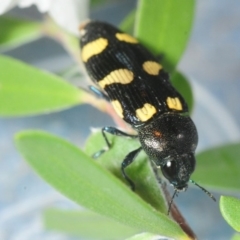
[138,113,198,165]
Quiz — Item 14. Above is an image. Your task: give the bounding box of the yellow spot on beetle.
[136,103,157,122]
[166,97,183,110]
[81,38,108,62]
[111,100,124,118]
[142,61,163,75]
[115,33,138,43]
[98,69,134,89]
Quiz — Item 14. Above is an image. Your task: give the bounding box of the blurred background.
[0,0,240,239]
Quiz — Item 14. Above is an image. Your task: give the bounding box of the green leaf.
[15,130,189,240]
[231,233,240,240]
[44,209,139,240]
[193,143,240,191]
[0,17,41,50]
[0,55,83,116]
[84,131,167,214]
[220,196,240,232]
[171,71,193,112]
[135,0,195,72]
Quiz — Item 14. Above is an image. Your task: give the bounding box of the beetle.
[79,20,215,213]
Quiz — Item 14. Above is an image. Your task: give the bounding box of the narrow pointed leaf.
[15,131,189,239]
[193,143,240,191]
[135,0,195,72]
[84,131,167,214]
[0,17,41,50]
[220,196,240,232]
[44,209,139,239]
[0,55,83,116]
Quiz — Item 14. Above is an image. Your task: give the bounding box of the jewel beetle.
[79,20,215,213]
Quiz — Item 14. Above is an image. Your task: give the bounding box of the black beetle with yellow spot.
[79,21,215,214]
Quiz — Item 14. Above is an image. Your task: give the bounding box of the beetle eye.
[161,160,178,181]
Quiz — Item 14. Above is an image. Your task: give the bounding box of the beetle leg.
[89,85,110,101]
[92,126,138,158]
[121,147,142,191]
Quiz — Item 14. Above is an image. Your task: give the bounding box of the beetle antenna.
[168,189,178,215]
[190,179,216,201]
